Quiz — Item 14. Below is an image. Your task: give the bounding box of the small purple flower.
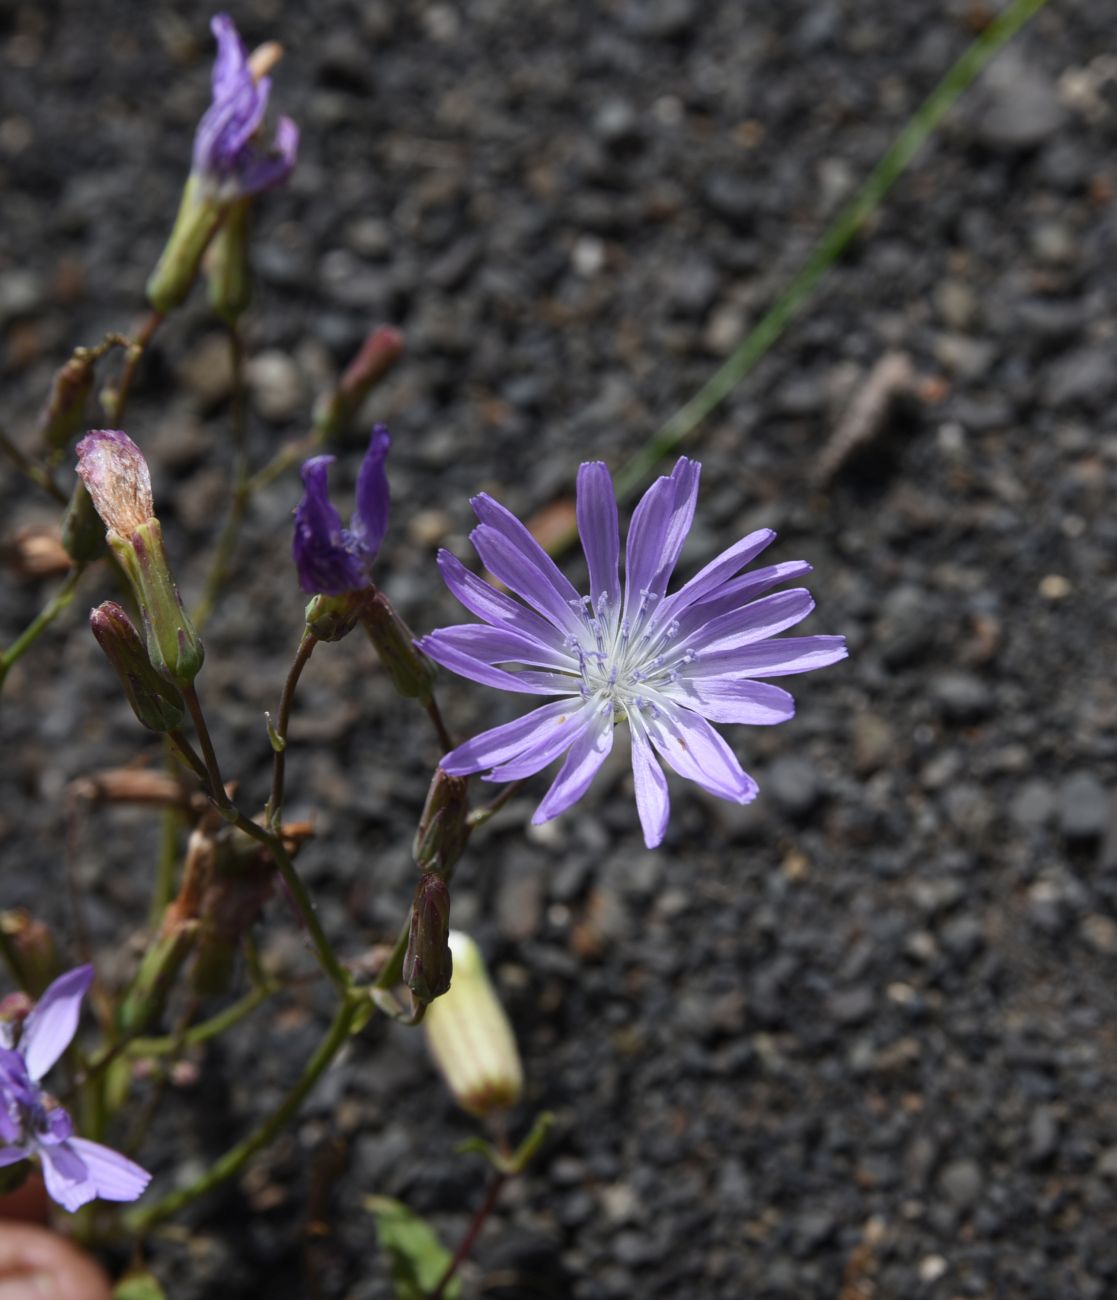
[0,967,150,1212]
[192,14,298,199]
[293,426,391,594]
[417,459,847,848]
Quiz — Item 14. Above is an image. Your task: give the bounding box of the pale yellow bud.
[423,931,523,1117]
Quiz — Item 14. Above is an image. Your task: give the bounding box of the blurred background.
[2,1,1117,1296]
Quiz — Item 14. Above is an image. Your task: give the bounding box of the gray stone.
[938,1158,983,1210]
[932,672,991,723]
[1059,771,1109,842]
[766,755,821,818]
[977,62,1067,152]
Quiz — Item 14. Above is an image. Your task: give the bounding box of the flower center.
[566,590,696,720]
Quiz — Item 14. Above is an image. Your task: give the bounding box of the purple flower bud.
[413,771,471,878]
[192,15,298,201]
[314,327,406,438]
[90,602,187,734]
[292,426,391,595]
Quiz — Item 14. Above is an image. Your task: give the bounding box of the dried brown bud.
[75,429,154,536]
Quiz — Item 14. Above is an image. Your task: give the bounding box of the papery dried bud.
[36,350,96,451]
[360,589,436,703]
[304,591,366,643]
[61,482,108,564]
[90,601,187,733]
[76,429,154,536]
[77,432,204,687]
[402,874,453,1004]
[413,770,470,879]
[204,196,253,324]
[423,930,523,1117]
[0,911,59,998]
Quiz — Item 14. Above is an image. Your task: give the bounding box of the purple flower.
[293,426,391,594]
[0,967,150,1212]
[192,14,298,199]
[417,459,847,849]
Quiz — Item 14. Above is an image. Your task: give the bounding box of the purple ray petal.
[484,703,597,782]
[471,492,581,605]
[66,1138,151,1203]
[40,1141,94,1213]
[665,678,796,726]
[470,526,583,637]
[629,713,670,848]
[533,707,614,824]
[21,965,92,1081]
[676,560,814,638]
[622,474,676,625]
[233,115,299,194]
[425,624,577,672]
[439,699,583,775]
[209,14,249,100]
[686,589,816,654]
[436,551,563,647]
[576,462,620,607]
[649,458,701,599]
[654,528,777,629]
[350,425,391,557]
[642,701,758,803]
[292,456,366,594]
[0,1145,29,1168]
[419,633,575,696]
[686,635,849,679]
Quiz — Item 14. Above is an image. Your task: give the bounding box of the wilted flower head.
[418,458,847,848]
[0,966,150,1211]
[75,429,153,538]
[193,14,298,200]
[293,426,391,594]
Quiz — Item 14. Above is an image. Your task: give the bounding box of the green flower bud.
[403,874,453,1005]
[205,197,253,324]
[61,481,108,565]
[146,175,225,315]
[36,350,95,452]
[360,590,436,702]
[90,602,188,733]
[0,911,59,998]
[305,590,367,643]
[313,326,404,440]
[423,930,523,1117]
[413,770,470,879]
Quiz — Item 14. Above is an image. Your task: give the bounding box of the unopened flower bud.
[424,931,523,1117]
[119,924,197,1033]
[413,770,470,878]
[36,350,95,452]
[0,911,59,998]
[402,874,453,1004]
[314,327,404,439]
[360,589,436,702]
[304,591,366,643]
[61,482,107,565]
[90,602,188,733]
[147,174,226,315]
[77,431,205,687]
[204,196,253,324]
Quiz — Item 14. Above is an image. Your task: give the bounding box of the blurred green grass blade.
[611,0,1051,507]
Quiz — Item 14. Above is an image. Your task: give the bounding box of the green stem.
[194,325,249,628]
[265,630,318,829]
[181,685,231,811]
[467,779,524,829]
[0,565,85,693]
[102,310,163,426]
[234,813,349,995]
[124,996,356,1235]
[0,426,67,504]
[127,982,276,1057]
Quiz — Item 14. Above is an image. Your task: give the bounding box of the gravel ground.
[3,1,1117,1296]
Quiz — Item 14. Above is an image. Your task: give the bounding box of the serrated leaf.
[365,1195,460,1300]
